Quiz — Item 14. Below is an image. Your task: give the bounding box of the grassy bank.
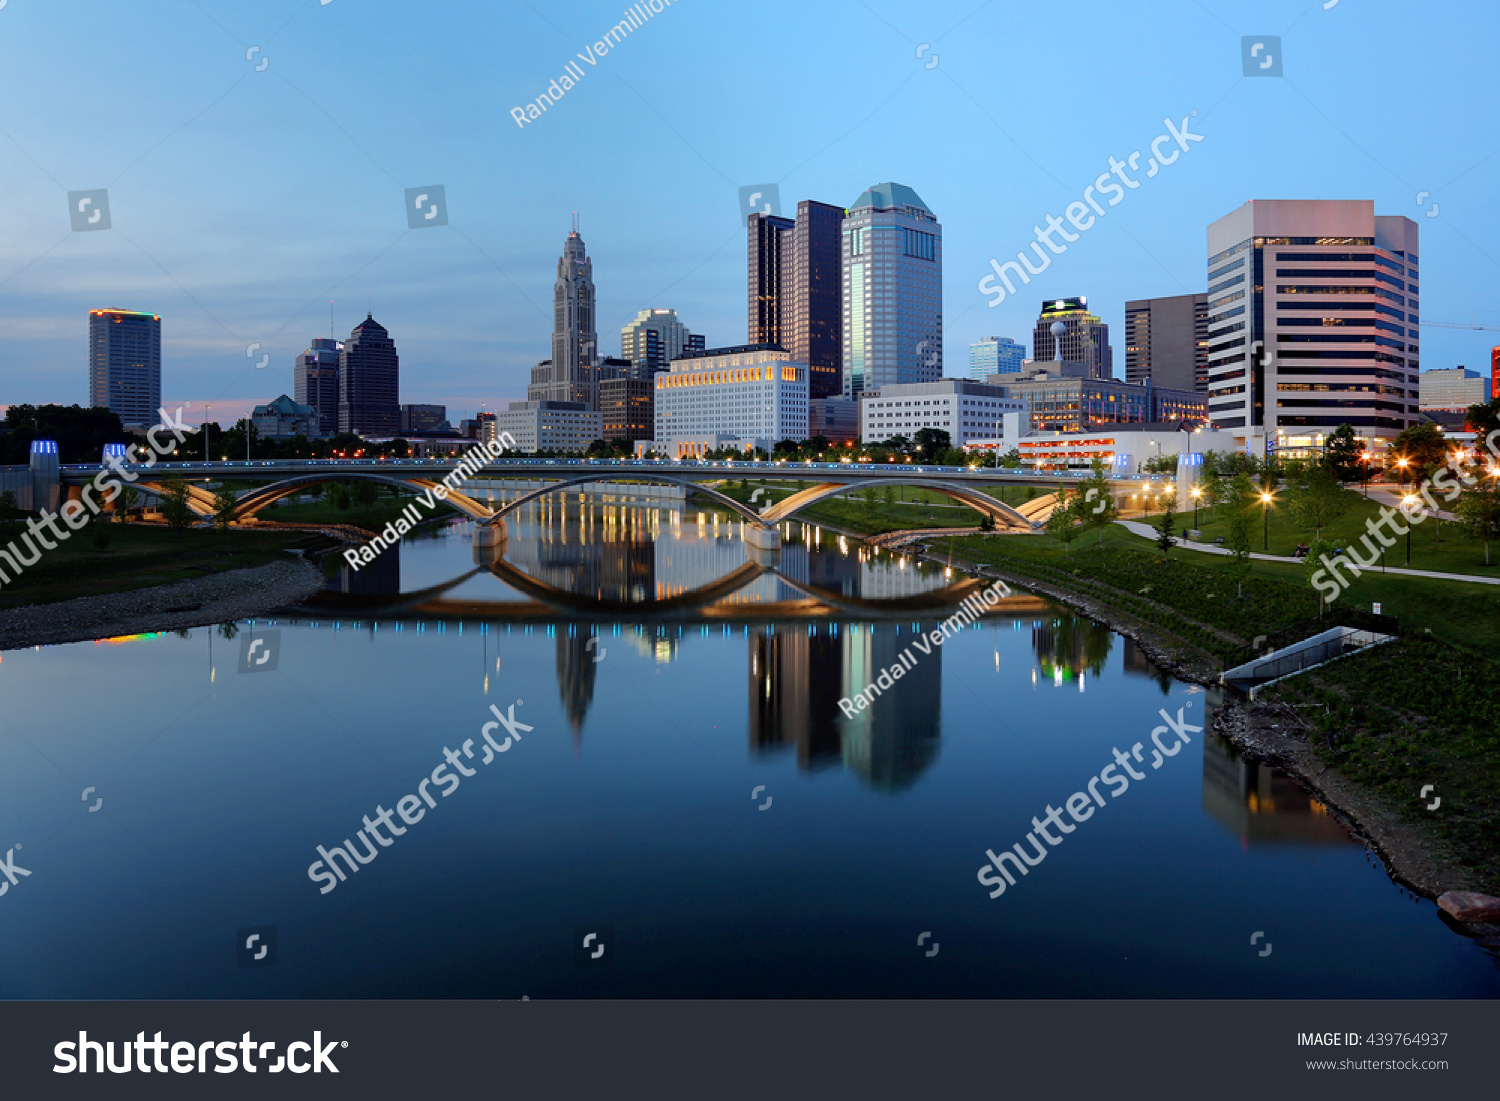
[1260,635,1500,893]
[0,522,316,609]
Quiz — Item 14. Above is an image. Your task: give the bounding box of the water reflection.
[1202,728,1353,846]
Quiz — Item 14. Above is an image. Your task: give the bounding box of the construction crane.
[1420,318,1500,331]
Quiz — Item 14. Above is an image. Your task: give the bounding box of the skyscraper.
[748,200,844,398]
[88,308,161,428]
[620,308,699,379]
[1032,298,1112,379]
[338,314,400,436]
[1124,293,1209,391]
[1205,199,1420,451]
[529,220,598,407]
[968,336,1026,381]
[295,337,343,437]
[840,183,942,399]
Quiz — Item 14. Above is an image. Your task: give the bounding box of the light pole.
[203,405,211,462]
[1360,451,1371,497]
[1191,486,1202,531]
[1260,491,1273,551]
[1403,494,1416,565]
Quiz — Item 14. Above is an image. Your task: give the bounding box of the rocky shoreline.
[0,555,329,651]
[884,533,1493,935]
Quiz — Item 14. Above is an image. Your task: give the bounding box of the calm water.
[0,493,1494,999]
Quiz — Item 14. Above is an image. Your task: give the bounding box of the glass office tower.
[88,308,161,428]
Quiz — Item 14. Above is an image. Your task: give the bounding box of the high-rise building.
[841,183,942,399]
[295,337,343,436]
[1124,293,1209,391]
[338,314,400,436]
[1032,298,1112,379]
[530,220,598,407]
[1491,347,1500,409]
[88,308,161,428]
[1205,199,1420,451]
[1420,367,1487,411]
[620,309,699,379]
[748,201,844,399]
[968,336,1026,381]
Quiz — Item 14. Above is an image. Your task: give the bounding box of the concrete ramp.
[1220,626,1395,697]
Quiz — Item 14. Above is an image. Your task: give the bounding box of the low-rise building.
[495,400,601,454]
[987,360,1206,433]
[1420,367,1488,412]
[251,394,319,440]
[860,378,1025,446]
[653,344,809,452]
[965,425,1238,472]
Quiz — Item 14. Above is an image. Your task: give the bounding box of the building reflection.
[1201,725,1352,845]
[329,539,400,595]
[750,621,941,791]
[1031,613,1113,687]
[1120,637,1175,694]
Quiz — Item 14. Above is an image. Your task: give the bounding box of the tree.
[1156,497,1177,557]
[1223,472,1257,595]
[1386,422,1449,486]
[999,448,1022,468]
[159,479,195,535]
[913,428,951,464]
[1323,423,1363,483]
[114,484,138,521]
[1077,456,1118,545]
[1143,453,1178,476]
[1454,481,1500,566]
[1284,461,1350,539]
[352,479,380,513]
[212,487,238,531]
[0,403,129,465]
[91,521,112,551]
[0,490,17,523]
[1466,397,1500,442]
[1044,488,1082,558]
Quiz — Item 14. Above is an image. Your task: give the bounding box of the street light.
[1401,493,1420,564]
[1191,485,1202,530]
[1260,491,1274,550]
[203,405,211,462]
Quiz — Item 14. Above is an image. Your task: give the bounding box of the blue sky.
[2,0,1497,425]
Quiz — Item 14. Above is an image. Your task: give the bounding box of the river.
[0,491,1494,998]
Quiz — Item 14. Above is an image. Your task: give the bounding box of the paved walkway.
[1114,520,1500,586]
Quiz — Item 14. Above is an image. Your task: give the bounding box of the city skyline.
[2,0,1495,428]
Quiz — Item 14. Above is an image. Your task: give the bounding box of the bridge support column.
[473,520,507,548]
[744,522,780,565]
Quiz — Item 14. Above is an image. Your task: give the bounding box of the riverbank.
[0,555,328,651]
[728,494,1500,913]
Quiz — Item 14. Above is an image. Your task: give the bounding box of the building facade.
[338,314,400,436]
[1000,427,1240,471]
[400,403,448,433]
[1032,298,1112,380]
[251,394,319,440]
[749,200,844,399]
[809,397,858,444]
[841,182,942,400]
[1205,199,1421,451]
[987,361,1206,434]
[968,336,1026,382]
[295,338,342,437]
[530,222,599,407]
[859,379,1025,447]
[89,308,161,429]
[495,400,600,453]
[599,376,655,442]
[653,344,808,452]
[1420,367,1488,411]
[1124,293,1208,391]
[621,309,702,379]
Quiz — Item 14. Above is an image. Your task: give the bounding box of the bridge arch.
[230,473,494,523]
[759,479,1036,531]
[490,474,768,528]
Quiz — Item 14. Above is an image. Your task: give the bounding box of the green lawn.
[0,521,314,609]
[1184,487,1499,578]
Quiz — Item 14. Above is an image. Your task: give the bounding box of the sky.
[1,0,1498,427]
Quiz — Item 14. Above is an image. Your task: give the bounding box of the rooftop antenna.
[330,300,335,340]
[572,210,579,234]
